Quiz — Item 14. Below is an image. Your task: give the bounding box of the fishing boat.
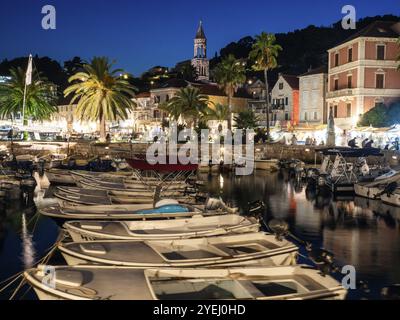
[71,173,188,191]
[24,265,347,300]
[56,186,183,199]
[63,214,259,241]
[53,188,192,206]
[53,189,155,206]
[354,170,400,199]
[39,198,236,225]
[126,156,198,172]
[381,188,400,207]
[254,159,280,171]
[58,232,298,268]
[44,168,134,185]
[316,147,387,194]
[39,153,68,169]
[71,170,176,184]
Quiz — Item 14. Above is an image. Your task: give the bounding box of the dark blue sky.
[0,0,398,75]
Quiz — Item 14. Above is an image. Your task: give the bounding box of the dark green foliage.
[358,102,400,127]
[234,110,259,130]
[211,15,400,85]
[358,104,388,127]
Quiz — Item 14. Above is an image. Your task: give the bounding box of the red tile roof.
[135,92,151,98]
[300,66,328,77]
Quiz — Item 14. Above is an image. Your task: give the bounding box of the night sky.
[0,0,398,75]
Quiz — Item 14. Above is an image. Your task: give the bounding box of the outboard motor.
[38,159,46,176]
[382,181,398,197]
[307,247,336,275]
[247,200,265,216]
[205,197,238,214]
[268,219,289,241]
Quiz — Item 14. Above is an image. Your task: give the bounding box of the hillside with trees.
[211,15,400,84]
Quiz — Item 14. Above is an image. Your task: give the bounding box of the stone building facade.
[326,21,400,129]
[299,66,328,125]
[270,74,300,128]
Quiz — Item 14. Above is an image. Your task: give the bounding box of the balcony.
[326,89,354,99]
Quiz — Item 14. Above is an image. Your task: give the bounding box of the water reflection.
[21,213,35,269]
[200,171,400,299]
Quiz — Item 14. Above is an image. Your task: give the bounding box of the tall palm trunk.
[227,92,232,131]
[100,113,106,142]
[264,68,270,141]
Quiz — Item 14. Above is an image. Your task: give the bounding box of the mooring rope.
[0,231,66,299]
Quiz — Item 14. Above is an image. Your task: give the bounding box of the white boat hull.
[381,192,400,207]
[354,183,382,199]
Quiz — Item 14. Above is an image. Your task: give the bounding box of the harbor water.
[1,171,400,300]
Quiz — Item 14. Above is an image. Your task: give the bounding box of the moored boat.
[39,198,235,225]
[354,170,400,199]
[57,186,187,199]
[24,265,347,300]
[254,159,279,171]
[58,232,298,268]
[381,189,400,207]
[44,168,134,185]
[63,214,260,241]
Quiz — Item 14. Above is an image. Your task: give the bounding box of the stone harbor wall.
[1,141,399,167]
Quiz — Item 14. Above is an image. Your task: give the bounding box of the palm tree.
[64,57,137,142]
[160,87,209,128]
[213,54,246,131]
[201,103,229,132]
[0,67,57,123]
[249,32,282,140]
[234,110,260,130]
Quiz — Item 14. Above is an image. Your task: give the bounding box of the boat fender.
[155,199,180,208]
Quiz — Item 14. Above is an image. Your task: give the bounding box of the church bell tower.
[191,21,209,81]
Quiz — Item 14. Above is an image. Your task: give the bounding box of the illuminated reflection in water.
[21,213,35,269]
[0,173,400,300]
[200,171,400,299]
